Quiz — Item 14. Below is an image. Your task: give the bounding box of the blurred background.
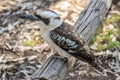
[0,0,119,80]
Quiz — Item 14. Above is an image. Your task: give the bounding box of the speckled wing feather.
[49,22,95,62]
[49,22,106,75]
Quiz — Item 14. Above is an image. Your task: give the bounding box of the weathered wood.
[32,0,112,80]
[33,54,68,80]
[74,0,112,43]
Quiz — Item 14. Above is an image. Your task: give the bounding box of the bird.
[20,9,107,76]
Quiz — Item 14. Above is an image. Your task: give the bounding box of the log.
[74,0,112,43]
[33,54,69,80]
[32,0,112,80]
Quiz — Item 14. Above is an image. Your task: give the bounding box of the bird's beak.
[20,14,38,21]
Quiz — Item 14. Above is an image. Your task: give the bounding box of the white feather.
[39,10,59,18]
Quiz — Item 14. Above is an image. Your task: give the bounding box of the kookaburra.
[20,9,107,76]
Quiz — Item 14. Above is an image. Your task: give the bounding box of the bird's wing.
[49,22,95,62]
[49,22,107,76]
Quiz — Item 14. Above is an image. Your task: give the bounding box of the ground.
[0,0,120,80]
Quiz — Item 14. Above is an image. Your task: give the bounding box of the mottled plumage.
[49,22,106,75]
[50,22,95,62]
[20,9,107,76]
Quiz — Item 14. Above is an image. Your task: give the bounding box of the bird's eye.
[43,18,50,25]
[55,17,60,19]
[34,12,50,25]
[34,12,42,19]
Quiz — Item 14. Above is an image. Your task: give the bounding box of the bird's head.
[20,9,62,31]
